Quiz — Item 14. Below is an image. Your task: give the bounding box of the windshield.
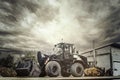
[53,44,63,55]
[52,43,75,55]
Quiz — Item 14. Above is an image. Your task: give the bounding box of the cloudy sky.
[0,0,120,53]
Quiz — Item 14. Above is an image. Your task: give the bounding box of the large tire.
[45,61,61,77]
[71,63,84,77]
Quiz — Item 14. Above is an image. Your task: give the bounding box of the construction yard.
[1,43,120,80]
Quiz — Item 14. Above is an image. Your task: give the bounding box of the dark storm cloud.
[103,7,120,43]
[0,0,38,24]
[0,30,16,36]
[92,0,120,45]
[0,0,59,50]
[0,0,120,53]
[71,0,120,49]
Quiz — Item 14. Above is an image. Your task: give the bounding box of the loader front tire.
[45,61,61,77]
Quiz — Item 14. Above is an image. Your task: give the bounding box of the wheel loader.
[37,42,89,77]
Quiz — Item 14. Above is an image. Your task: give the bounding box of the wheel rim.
[52,66,57,73]
[76,66,81,74]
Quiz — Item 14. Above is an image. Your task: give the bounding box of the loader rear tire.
[45,61,61,77]
[71,63,84,77]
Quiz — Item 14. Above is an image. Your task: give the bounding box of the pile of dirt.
[0,67,17,77]
[84,67,105,76]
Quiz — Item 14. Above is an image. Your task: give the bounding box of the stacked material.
[16,59,41,77]
[84,67,105,76]
[0,67,17,77]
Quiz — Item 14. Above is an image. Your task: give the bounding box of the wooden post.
[109,46,113,76]
[93,40,97,67]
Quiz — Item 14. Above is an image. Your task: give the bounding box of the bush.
[0,54,14,68]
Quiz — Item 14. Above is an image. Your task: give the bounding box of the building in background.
[80,42,120,76]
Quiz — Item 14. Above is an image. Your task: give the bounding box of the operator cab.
[53,43,75,59]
